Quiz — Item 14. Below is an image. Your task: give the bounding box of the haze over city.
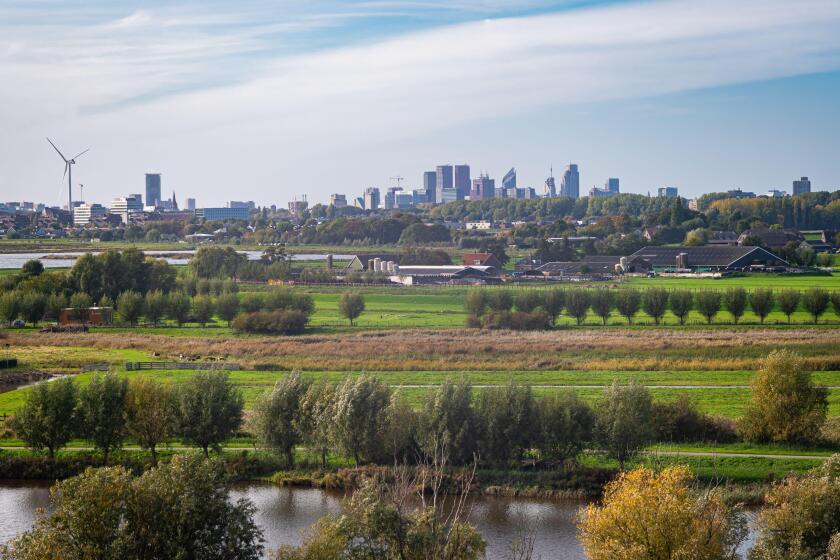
[2,0,840,206]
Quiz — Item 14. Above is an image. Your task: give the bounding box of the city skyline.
[1,0,840,206]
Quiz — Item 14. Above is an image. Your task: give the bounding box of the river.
[0,482,757,559]
[0,251,355,269]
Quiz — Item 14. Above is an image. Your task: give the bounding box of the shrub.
[264,289,315,315]
[514,290,543,313]
[485,290,513,312]
[463,289,488,317]
[652,396,737,443]
[231,310,309,335]
[479,310,551,330]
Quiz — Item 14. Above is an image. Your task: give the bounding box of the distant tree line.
[462,287,840,328]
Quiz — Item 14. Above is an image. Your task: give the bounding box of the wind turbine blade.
[71,148,90,160]
[63,163,69,179]
[46,137,68,162]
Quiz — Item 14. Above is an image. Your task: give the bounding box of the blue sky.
[1,0,839,207]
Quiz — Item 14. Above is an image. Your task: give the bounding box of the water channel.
[0,251,355,269]
[0,482,757,559]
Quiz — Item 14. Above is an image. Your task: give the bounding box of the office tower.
[792,176,811,195]
[364,187,380,211]
[454,165,470,199]
[435,165,453,203]
[658,186,679,197]
[502,168,516,190]
[186,198,196,211]
[606,178,619,194]
[130,194,143,206]
[423,171,437,203]
[384,187,403,210]
[288,198,308,217]
[145,174,162,207]
[395,191,414,209]
[110,195,144,224]
[560,164,579,198]
[412,189,429,205]
[73,203,107,225]
[197,207,249,221]
[470,175,495,201]
[329,194,347,208]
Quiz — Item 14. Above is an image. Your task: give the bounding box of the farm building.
[389,265,498,285]
[737,228,804,248]
[344,254,401,272]
[629,246,789,271]
[534,255,651,276]
[706,230,739,245]
[59,307,114,326]
[461,253,502,268]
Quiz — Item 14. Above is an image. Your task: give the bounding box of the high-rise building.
[329,194,347,208]
[502,168,516,191]
[423,171,437,203]
[110,195,144,224]
[73,203,107,225]
[288,198,308,217]
[589,177,620,197]
[384,187,403,210]
[658,186,679,197]
[792,176,811,195]
[395,191,414,209]
[470,175,495,201]
[560,164,579,198]
[145,174,162,207]
[454,165,470,199]
[412,190,429,205]
[364,187,380,211]
[228,200,256,209]
[186,198,196,211]
[545,175,556,197]
[435,165,453,204]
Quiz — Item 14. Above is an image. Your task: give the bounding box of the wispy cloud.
[1,0,839,203]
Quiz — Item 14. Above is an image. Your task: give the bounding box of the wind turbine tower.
[47,138,89,218]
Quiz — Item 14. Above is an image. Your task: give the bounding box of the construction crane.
[389,175,405,188]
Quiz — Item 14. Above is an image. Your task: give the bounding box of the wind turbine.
[46,138,89,218]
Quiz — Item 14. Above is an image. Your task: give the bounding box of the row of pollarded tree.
[464,286,840,327]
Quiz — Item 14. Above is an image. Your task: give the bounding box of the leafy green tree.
[542,288,565,325]
[143,290,167,326]
[125,377,173,465]
[750,455,840,560]
[21,259,44,277]
[695,290,721,324]
[78,372,128,464]
[43,293,68,323]
[419,379,479,466]
[615,289,641,325]
[485,290,513,312]
[98,295,114,324]
[537,390,595,465]
[251,373,311,467]
[723,287,748,324]
[298,382,337,468]
[215,293,240,327]
[565,289,591,325]
[2,456,263,560]
[590,290,614,325]
[69,292,93,325]
[514,290,543,313]
[0,291,20,325]
[831,291,840,322]
[595,381,654,469]
[20,292,46,326]
[273,479,484,560]
[68,253,105,301]
[333,375,391,465]
[778,289,801,324]
[190,246,247,280]
[192,295,215,327]
[166,291,192,326]
[802,287,830,324]
[241,293,264,313]
[749,289,774,324]
[338,292,365,326]
[173,371,244,456]
[116,290,144,326]
[669,290,693,325]
[642,288,669,325]
[9,378,77,459]
[475,381,537,465]
[739,350,827,444]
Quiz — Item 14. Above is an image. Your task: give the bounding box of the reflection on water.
[2,482,756,560]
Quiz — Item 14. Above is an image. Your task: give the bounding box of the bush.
[264,289,315,314]
[695,290,721,324]
[652,396,738,443]
[479,310,551,330]
[669,290,693,325]
[231,310,309,335]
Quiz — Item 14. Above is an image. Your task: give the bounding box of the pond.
[0,482,757,559]
[0,251,355,269]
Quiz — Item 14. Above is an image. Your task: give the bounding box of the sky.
[1,0,840,208]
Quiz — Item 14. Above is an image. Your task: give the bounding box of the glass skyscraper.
[145,173,161,207]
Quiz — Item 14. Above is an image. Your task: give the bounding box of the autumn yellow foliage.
[578,465,745,560]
